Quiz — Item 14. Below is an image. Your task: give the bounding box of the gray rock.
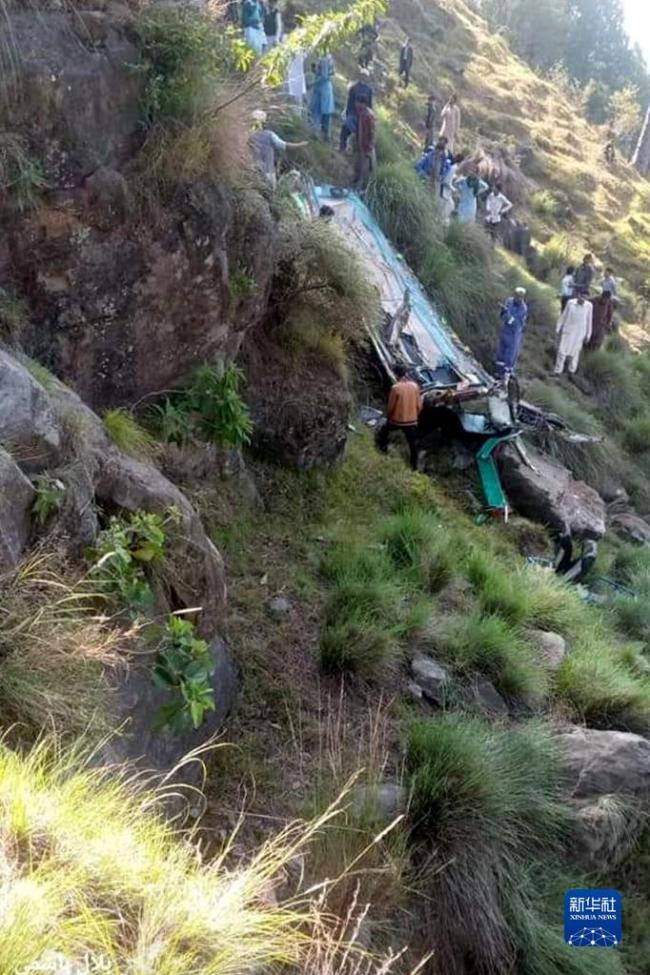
[95,452,227,638]
[572,795,647,871]
[0,352,61,472]
[557,727,650,800]
[469,678,508,716]
[100,637,238,779]
[349,783,408,822]
[0,449,35,569]
[411,655,450,706]
[609,511,650,545]
[498,445,606,540]
[269,595,292,619]
[526,629,567,668]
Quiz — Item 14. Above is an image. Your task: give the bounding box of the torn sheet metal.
[312,185,492,392]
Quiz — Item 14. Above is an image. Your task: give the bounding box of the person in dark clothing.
[377,363,423,470]
[339,70,374,151]
[572,253,595,297]
[587,290,614,350]
[353,101,376,191]
[423,94,436,149]
[399,38,414,87]
[358,22,378,68]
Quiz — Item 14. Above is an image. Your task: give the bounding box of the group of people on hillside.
[415,95,514,232]
[496,254,618,381]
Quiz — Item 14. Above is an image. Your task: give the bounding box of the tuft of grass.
[382,508,454,593]
[0,556,128,736]
[466,549,586,635]
[434,612,545,697]
[103,408,158,459]
[0,130,46,212]
[581,349,644,423]
[319,620,399,676]
[406,715,570,974]
[366,161,442,267]
[622,417,650,455]
[555,634,650,732]
[0,737,403,975]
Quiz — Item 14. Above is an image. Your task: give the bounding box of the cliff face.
[1,7,278,408]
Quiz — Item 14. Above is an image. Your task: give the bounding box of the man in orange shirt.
[377,364,423,470]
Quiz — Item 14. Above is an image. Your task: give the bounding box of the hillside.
[1,1,650,974]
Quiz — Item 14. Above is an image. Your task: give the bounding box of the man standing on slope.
[484,183,512,241]
[555,294,593,375]
[439,93,461,153]
[377,363,423,471]
[572,253,595,297]
[588,290,614,350]
[423,94,436,149]
[495,287,528,380]
[399,38,414,87]
[339,69,374,152]
[353,100,376,191]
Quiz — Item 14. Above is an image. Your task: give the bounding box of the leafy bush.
[154,615,215,730]
[31,474,65,527]
[104,408,158,459]
[382,508,454,593]
[434,612,545,696]
[150,397,194,447]
[188,363,254,447]
[89,510,171,615]
[407,716,569,973]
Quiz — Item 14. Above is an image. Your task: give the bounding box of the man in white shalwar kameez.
[554,295,592,375]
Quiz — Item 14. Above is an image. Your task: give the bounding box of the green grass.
[0,737,371,975]
[366,161,442,267]
[406,715,570,973]
[465,548,586,634]
[623,417,650,454]
[381,507,455,593]
[432,612,545,697]
[103,408,158,459]
[555,633,650,732]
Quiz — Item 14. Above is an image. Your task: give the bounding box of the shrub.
[612,544,650,588]
[530,189,564,219]
[88,510,171,616]
[406,716,569,974]
[154,615,215,731]
[103,408,158,459]
[382,508,454,593]
[150,397,194,447]
[31,474,65,528]
[611,595,650,643]
[434,612,545,697]
[366,161,442,267]
[188,363,254,447]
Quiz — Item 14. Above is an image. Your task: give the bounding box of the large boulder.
[0,10,142,187]
[0,449,35,569]
[0,352,62,472]
[609,511,650,545]
[557,727,650,800]
[102,636,238,780]
[498,445,606,540]
[526,629,567,669]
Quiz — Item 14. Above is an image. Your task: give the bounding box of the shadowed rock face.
[498,444,606,540]
[2,10,278,409]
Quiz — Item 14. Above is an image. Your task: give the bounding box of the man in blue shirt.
[496,287,528,380]
[339,69,374,151]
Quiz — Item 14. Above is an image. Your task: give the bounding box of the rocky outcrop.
[0,352,62,471]
[557,727,650,799]
[0,448,35,569]
[525,629,567,669]
[410,655,450,707]
[498,445,606,540]
[0,350,235,767]
[609,511,650,545]
[572,795,646,871]
[1,9,277,408]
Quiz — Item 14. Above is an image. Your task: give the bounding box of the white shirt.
[485,191,512,224]
[561,274,574,297]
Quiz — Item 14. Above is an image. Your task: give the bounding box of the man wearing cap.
[249,111,308,187]
[495,287,528,380]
